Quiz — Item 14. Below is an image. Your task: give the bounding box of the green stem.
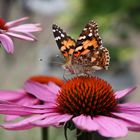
[41,128,48,140]
[77,129,110,140]
[76,129,93,140]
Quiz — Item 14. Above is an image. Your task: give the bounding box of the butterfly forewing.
[74,21,101,55]
[52,24,76,57]
[73,20,110,70]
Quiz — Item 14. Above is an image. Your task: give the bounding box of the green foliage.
[108,46,135,72]
[73,0,140,29]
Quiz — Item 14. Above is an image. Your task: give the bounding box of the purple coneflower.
[0,76,140,138]
[0,75,63,124]
[0,17,42,53]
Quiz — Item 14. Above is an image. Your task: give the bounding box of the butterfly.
[52,20,110,75]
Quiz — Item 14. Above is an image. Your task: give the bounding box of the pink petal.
[47,82,61,94]
[1,123,33,130]
[0,100,55,110]
[1,114,48,130]
[115,87,136,99]
[118,103,140,110]
[4,115,19,122]
[22,32,37,40]
[9,24,42,32]
[32,113,72,127]
[0,34,14,53]
[6,32,34,41]
[112,112,140,125]
[24,103,57,110]
[24,81,58,103]
[0,102,48,115]
[117,103,140,115]
[28,103,57,109]
[4,94,40,122]
[72,115,99,132]
[0,89,25,101]
[16,94,39,106]
[94,116,128,138]
[8,31,37,41]
[129,126,140,132]
[5,17,29,28]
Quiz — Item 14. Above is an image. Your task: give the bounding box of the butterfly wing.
[74,20,110,70]
[52,24,76,57]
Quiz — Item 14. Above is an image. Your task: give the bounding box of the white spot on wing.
[55,36,61,40]
[61,34,65,38]
[79,36,86,40]
[92,66,102,70]
[88,33,92,37]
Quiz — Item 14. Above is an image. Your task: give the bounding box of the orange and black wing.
[74,20,110,70]
[52,24,76,57]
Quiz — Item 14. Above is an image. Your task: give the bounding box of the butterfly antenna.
[49,61,63,65]
[63,69,67,80]
[39,57,64,67]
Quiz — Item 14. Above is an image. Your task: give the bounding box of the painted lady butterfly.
[52,20,110,75]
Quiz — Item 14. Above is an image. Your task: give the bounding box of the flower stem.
[41,128,48,140]
[76,129,93,140]
[76,129,111,140]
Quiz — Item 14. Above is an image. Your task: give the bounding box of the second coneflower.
[0,75,63,124]
[0,17,42,53]
[0,76,140,138]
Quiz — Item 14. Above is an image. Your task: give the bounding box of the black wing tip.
[90,20,98,25]
[90,20,96,23]
[52,24,59,29]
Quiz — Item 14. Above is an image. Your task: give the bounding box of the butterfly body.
[52,20,110,75]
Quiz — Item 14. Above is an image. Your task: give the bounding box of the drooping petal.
[4,95,39,122]
[0,34,14,53]
[112,112,140,125]
[0,89,25,101]
[24,81,58,103]
[72,115,99,132]
[94,116,128,138]
[1,114,48,130]
[4,115,19,122]
[0,102,48,115]
[115,87,136,99]
[5,17,29,28]
[21,32,37,40]
[118,103,140,110]
[117,103,140,116]
[6,32,34,41]
[129,126,140,132]
[7,31,37,41]
[31,113,72,127]
[24,104,57,109]
[16,94,39,106]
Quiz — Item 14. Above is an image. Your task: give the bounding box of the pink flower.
[0,17,42,53]
[0,75,63,124]
[0,76,140,138]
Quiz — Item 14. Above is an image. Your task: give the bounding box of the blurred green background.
[0,0,140,140]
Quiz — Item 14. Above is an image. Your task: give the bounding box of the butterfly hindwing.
[52,24,76,57]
